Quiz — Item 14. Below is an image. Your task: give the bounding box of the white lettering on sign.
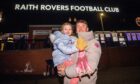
[70,5,104,12]
[104,7,119,12]
[40,5,69,11]
[15,4,39,10]
[14,4,120,13]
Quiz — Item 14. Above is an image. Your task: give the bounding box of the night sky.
[0,0,140,32]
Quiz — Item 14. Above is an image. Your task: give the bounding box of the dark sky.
[0,0,140,32]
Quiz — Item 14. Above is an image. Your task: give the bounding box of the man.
[58,20,102,84]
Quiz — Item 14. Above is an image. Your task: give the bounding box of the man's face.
[76,23,88,33]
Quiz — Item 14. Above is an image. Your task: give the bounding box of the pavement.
[1,66,140,84]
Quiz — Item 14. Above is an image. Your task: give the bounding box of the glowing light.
[0,11,2,22]
[100,13,104,16]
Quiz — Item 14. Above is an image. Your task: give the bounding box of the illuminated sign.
[136,17,140,27]
[136,33,140,41]
[112,32,118,42]
[14,4,119,13]
[131,33,137,41]
[33,30,51,35]
[125,33,132,41]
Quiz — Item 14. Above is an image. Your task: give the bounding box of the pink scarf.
[76,51,92,78]
[64,60,79,84]
[64,51,92,84]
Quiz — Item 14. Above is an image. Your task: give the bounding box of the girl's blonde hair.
[60,22,73,31]
[60,22,74,36]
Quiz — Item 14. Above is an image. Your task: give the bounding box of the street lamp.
[0,11,3,22]
[100,13,104,31]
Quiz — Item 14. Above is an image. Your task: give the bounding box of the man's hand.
[57,64,66,76]
[76,37,87,51]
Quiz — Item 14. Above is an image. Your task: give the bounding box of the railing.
[0,39,53,51]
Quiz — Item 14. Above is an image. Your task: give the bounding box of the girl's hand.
[57,64,66,76]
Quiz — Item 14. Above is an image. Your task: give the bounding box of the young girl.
[50,22,77,67]
[50,22,79,84]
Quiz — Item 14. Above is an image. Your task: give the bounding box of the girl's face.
[62,25,73,36]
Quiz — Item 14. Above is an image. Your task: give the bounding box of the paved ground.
[97,66,140,84]
[1,66,140,84]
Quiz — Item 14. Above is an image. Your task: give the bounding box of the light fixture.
[74,17,77,22]
[0,11,3,22]
[100,13,104,16]
[99,13,104,31]
[68,17,72,22]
